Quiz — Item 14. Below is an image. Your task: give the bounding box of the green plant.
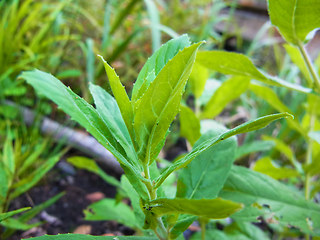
[19,31,320,240]
[0,121,65,239]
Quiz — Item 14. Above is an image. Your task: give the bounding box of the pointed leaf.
[89,83,138,165]
[201,76,250,119]
[177,122,237,199]
[268,0,320,45]
[149,198,242,219]
[220,166,320,235]
[134,42,203,163]
[132,34,190,102]
[155,113,293,188]
[99,57,135,140]
[179,105,201,146]
[196,51,314,94]
[0,208,30,222]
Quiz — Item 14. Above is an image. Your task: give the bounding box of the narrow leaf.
[155,113,293,188]
[179,105,201,146]
[201,76,250,119]
[268,0,320,45]
[196,51,314,94]
[98,56,135,140]
[134,42,203,164]
[89,83,138,165]
[149,198,242,219]
[132,34,190,102]
[0,208,30,222]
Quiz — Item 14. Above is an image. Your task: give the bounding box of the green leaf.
[196,51,314,94]
[132,34,190,102]
[134,42,203,164]
[67,156,121,188]
[1,217,39,230]
[98,56,135,141]
[23,234,157,240]
[89,83,138,165]
[148,198,242,219]
[188,62,209,98]
[0,161,9,203]
[84,198,137,229]
[3,132,15,176]
[0,208,30,222]
[179,105,201,146]
[249,83,305,137]
[155,113,293,188]
[201,77,250,119]
[220,166,320,235]
[177,121,237,199]
[253,157,299,180]
[268,0,320,45]
[10,154,61,199]
[235,140,275,160]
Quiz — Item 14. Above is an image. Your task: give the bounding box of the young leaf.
[89,83,138,165]
[131,34,190,102]
[134,42,203,164]
[177,122,237,199]
[98,56,135,140]
[196,51,314,94]
[201,76,250,119]
[0,208,30,222]
[84,198,137,229]
[148,198,242,219]
[155,113,293,188]
[268,0,320,45]
[179,105,201,146]
[220,166,320,235]
[67,156,121,188]
[23,235,157,240]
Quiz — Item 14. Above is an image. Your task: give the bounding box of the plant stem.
[200,220,206,240]
[297,41,320,92]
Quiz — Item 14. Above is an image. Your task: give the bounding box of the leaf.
[268,0,320,45]
[3,132,15,176]
[196,51,314,94]
[0,161,9,203]
[10,154,62,199]
[201,77,250,119]
[144,0,161,52]
[177,121,237,199]
[0,208,30,222]
[219,166,320,235]
[132,34,190,102]
[235,140,275,160]
[67,156,121,188]
[134,42,203,164]
[23,234,157,240]
[148,198,242,219]
[155,113,293,188]
[253,157,299,180]
[188,62,208,98]
[84,198,137,229]
[98,56,135,140]
[20,70,149,200]
[179,105,201,146]
[249,83,305,137]
[1,217,39,230]
[89,83,138,165]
